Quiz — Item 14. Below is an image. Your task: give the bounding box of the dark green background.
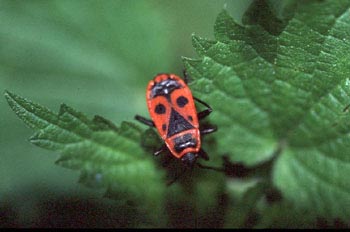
[0,0,252,227]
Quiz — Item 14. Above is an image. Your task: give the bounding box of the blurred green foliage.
[0,0,252,227]
[5,0,350,229]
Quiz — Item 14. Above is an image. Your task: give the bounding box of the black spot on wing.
[176,96,188,108]
[155,103,166,114]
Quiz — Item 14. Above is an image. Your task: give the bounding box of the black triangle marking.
[167,108,194,138]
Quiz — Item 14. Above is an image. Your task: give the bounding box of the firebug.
[135,73,217,167]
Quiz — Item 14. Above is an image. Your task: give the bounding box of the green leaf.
[184,0,350,222]
[4,90,166,226]
[223,178,265,228]
[254,199,316,228]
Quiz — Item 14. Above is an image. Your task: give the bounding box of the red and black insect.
[135,73,217,167]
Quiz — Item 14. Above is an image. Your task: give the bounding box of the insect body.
[135,73,216,167]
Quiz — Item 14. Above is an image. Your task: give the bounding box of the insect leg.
[134,115,155,127]
[194,97,213,120]
[154,143,168,156]
[197,151,226,172]
[200,125,217,135]
[198,148,210,161]
[196,163,224,172]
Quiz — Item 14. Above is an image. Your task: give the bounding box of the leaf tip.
[28,132,40,142]
[58,103,69,116]
[4,90,22,111]
[181,56,192,62]
[219,8,228,15]
[216,9,231,21]
[93,115,119,131]
[4,90,14,103]
[191,33,200,42]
